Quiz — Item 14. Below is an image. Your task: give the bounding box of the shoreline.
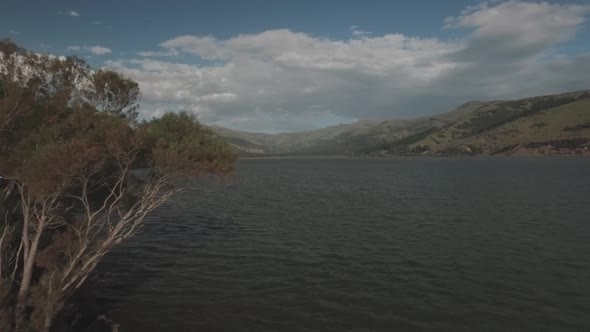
[238,153,590,159]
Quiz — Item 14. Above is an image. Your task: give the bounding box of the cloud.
[9,30,20,35]
[105,1,590,132]
[90,21,102,25]
[67,45,112,55]
[58,10,80,17]
[351,30,369,38]
[350,25,370,38]
[445,0,590,62]
[433,0,590,97]
[160,36,227,60]
[137,49,179,57]
[88,46,112,55]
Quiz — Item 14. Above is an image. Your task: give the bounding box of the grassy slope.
[407,90,590,154]
[447,98,590,154]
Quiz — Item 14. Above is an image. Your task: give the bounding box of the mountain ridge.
[212,89,590,157]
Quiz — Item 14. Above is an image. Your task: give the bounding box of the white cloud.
[68,10,80,17]
[67,45,112,55]
[105,1,590,132]
[160,36,227,60]
[445,0,590,61]
[350,25,370,38]
[90,21,102,25]
[9,30,20,35]
[88,46,112,55]
[352,30,369,37]
[137,49,179,57]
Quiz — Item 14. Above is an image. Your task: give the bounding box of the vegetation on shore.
[0,40,236,332]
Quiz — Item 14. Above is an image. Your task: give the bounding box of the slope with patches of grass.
[407,90,590,154]
[427,97,590,155]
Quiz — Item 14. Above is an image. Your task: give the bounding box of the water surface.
[96,157,590,331]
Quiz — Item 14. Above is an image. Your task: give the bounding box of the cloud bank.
[106,1,590,132]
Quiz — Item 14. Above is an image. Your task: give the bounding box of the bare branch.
[0,217,9,277]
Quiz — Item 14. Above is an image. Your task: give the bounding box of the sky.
[2,0,590,133]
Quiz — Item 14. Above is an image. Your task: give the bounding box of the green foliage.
[143,112,236,178]
[0,41,236,332]
[0,38,25,56]
[90,70,140,119]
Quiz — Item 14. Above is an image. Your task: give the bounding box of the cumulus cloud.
[67,45,112,55]
[445,0,590,61]
[106,1,590,132]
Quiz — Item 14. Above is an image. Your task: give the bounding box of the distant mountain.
[210,120,382,155]
[212,89,590,157]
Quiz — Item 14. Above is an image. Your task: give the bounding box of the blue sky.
[1,0,488,56]
[2,0,590,132]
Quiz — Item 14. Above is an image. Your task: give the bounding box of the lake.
[93,157,590,331]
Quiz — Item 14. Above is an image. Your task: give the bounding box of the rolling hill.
[212,90,590,157]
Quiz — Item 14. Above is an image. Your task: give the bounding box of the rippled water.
[94,157,590,331]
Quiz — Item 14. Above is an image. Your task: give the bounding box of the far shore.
[238,154,590,159]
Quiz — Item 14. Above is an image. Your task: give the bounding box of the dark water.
[96,157,590,331]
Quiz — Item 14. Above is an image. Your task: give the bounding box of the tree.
[0,40,236,332]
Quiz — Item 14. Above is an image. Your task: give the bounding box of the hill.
[406,90,590,156]
[212,90,590,157]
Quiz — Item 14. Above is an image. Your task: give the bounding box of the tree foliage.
[0,40,236,332]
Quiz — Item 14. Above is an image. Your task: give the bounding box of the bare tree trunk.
[14,193,31,332]
[40,273,56,332]
[0,223,8,277]
[15,215,46,332]
[19,219,43,294]
[14,302,27,332]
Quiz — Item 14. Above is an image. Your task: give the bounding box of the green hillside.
[405,91,590,156]
[212,89,590,157]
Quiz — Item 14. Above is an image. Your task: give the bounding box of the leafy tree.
[0,40,236,332]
